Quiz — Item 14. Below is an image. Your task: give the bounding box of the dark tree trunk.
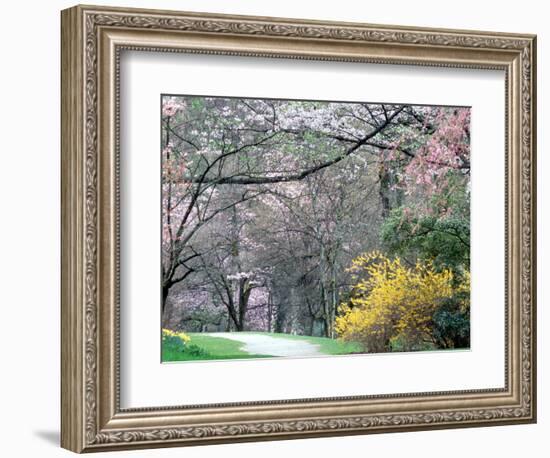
[379,161,392,218]
[267,290,273,332]
[162,284,170,314]
[234,278,252,331]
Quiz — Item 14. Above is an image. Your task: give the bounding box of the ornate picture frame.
[61,4,536,452]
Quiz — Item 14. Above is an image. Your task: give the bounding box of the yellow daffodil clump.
[162,328,191,344]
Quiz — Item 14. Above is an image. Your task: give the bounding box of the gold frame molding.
[61,4,537,453]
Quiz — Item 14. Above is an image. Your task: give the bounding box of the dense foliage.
[335,253,469,351]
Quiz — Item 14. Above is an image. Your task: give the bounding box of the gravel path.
[202,332,323,357]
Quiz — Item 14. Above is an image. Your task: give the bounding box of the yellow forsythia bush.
[335,251,467,352]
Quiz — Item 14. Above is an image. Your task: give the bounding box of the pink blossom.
[162,98,185,117]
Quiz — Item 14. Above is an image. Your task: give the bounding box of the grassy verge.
[242,331,365,355]
[162,333,271,362]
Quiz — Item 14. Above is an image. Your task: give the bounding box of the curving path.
[202,332,322,357]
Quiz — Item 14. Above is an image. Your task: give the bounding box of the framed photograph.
[61,4,537,453]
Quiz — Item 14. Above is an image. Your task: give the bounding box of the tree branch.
[183,107,405,185]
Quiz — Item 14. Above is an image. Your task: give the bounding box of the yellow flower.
[176,331,191,343]
[336,252,468,352]
[162,328,191,344]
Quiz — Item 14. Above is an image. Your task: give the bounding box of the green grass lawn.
[162,331,364,362]
[162,333,271,362]
[257,332,364,355]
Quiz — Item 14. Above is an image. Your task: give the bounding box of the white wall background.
[0,0,545,456]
